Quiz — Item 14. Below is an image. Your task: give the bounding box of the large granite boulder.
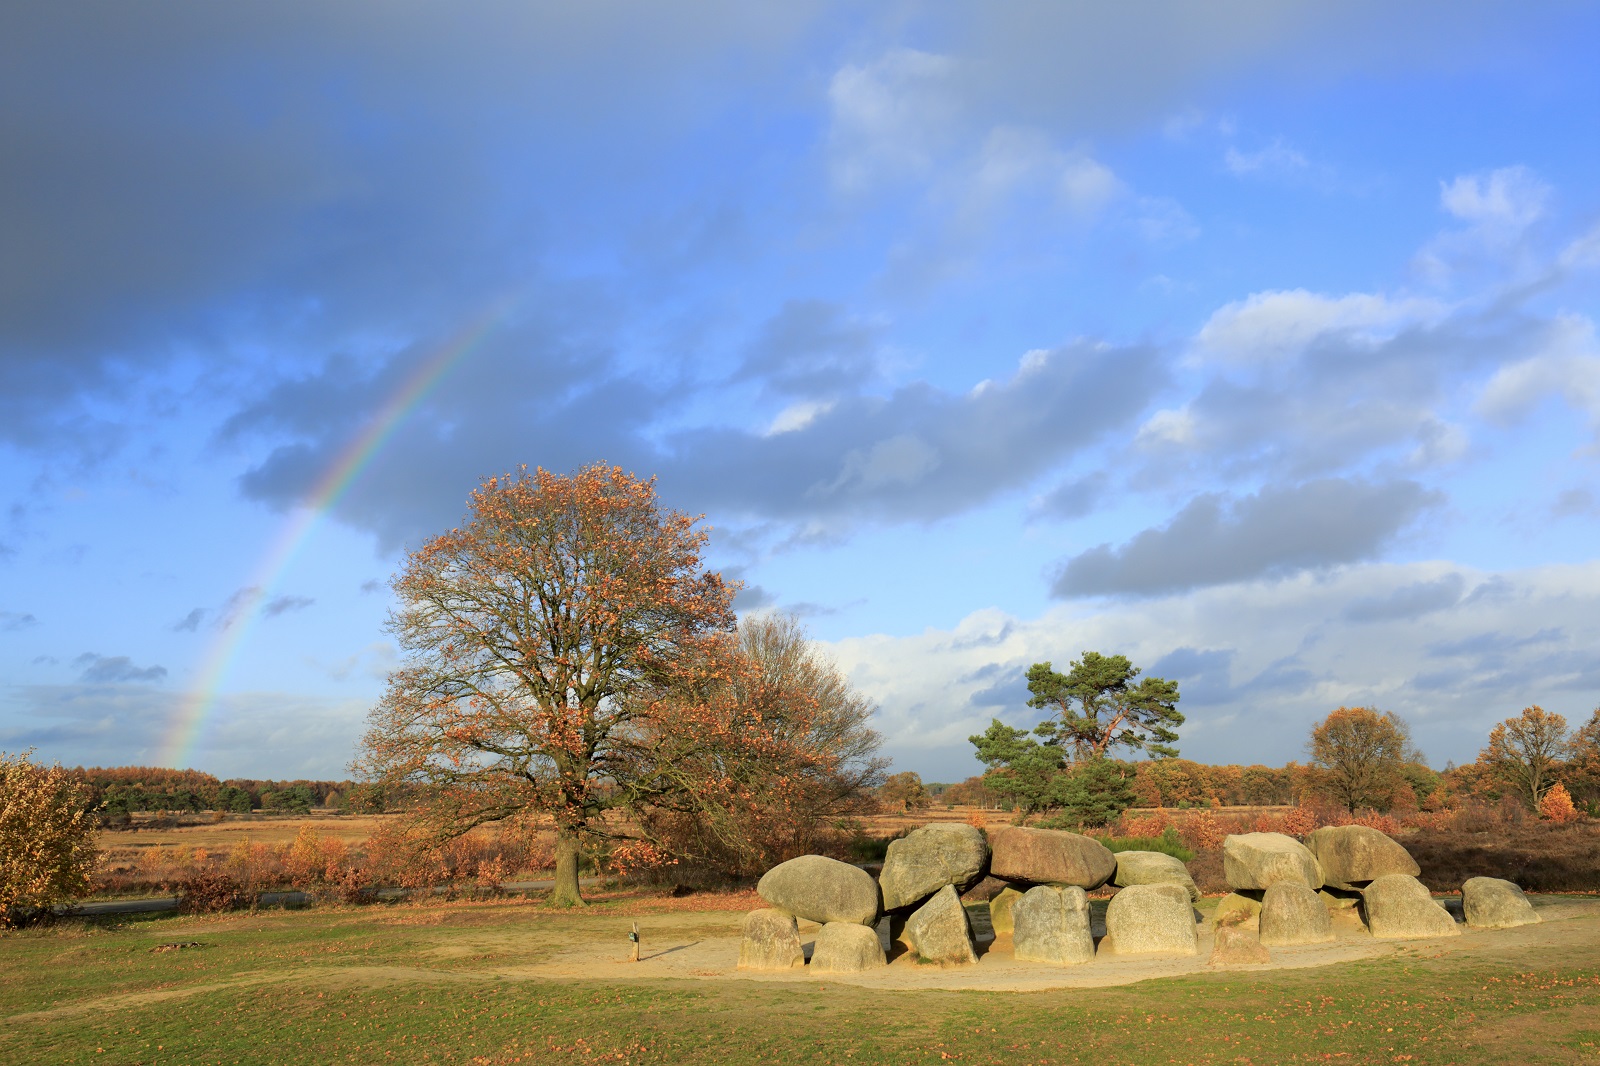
[1258,882,1334,946]
[809,921,886,973]
[879,823,990,911]
[989,826,1116,889]
[1113,850,1200,902]
[987,883,1026,937]
[1304,825,1420,889]
[1223,833,1322,891]
[902,884,979,965]
[1011,885,1094,965]
[1361,874,1460,940]
[1101,883,1199,956]
[1213,891,1264,925]
[737,908,805,970]
[1209,924,1271,966]
[1461,876,1540,930]
[758,855,880,926]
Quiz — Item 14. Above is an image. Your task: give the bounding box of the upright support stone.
[1011,885,1093,966]
[810,921,886,973]
[987,883,1026,937]
[1101,883,1199,956]
[1259,882,1334,946]
[903,884,978,965]
[737,909,804,971]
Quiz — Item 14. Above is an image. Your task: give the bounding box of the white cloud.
[1224,139,1308,177]
[1194,288,1450,365]
[1440,165,1550,229]
[827,48,957,193]
[1476,314,1600,436]
[823,561,1600,780]
[764,399,836,436]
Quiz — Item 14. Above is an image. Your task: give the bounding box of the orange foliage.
[1,751,98,923]
[1540,781,1580,823]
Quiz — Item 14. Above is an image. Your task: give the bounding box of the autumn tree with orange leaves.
[1481,705,1572,812]
[1,750,98,925]
[357,464,750,906]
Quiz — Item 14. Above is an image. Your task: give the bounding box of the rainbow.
[159,298,517,768]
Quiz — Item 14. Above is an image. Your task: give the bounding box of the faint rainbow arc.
[160,300,515,768]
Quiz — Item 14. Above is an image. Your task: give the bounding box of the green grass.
[4,898,1600,1065]
[1099,827,1196,862]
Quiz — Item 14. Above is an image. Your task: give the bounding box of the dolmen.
[738,820,1542,979]
[744,855,884,973]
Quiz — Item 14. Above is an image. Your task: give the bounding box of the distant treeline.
[67,766,394,820]
[920,760,1432,811]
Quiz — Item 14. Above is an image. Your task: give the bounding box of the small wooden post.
[629,922,640,962]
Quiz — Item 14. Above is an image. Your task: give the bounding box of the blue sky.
[3,2,1598,782]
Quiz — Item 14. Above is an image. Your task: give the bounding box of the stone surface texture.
[1102,883,1199,956]
[1214,891,1264,925]
[1011,885,1094,965]
[1113,850,1200,901]
[1304,825,1420,888]
[757,855,880,926]
[808,921,886,973]
[878,823,990,911]
[1462,876,1540,930]
[1222,833,1323,891]
[1258,882,1335,946]
[987,883,1026,937]
[988,826,1116,889]
[1209,924,1271,966]
[737,908,805,971]
[1361,874,1461,940]
[902,884,979,965]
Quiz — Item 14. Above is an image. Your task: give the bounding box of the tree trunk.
[549,822,586,907]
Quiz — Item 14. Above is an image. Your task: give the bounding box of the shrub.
[0,750,98,925]
[1097,827,1195,862]
[177,870,244,913]
[1539,782,1580,823]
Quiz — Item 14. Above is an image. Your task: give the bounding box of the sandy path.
[516,897,1600,992]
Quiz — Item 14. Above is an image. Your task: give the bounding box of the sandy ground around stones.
[515,896,1600,993]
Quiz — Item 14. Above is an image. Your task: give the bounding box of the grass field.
[5,891,1600,1066]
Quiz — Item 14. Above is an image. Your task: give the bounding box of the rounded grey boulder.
[989,826,1116,889]
[758,855,880,926]
[1102,883,1199,956]
[1304,825,1419,888]
[1361,874,1460,940]
[737,908,805,971]
[879,823,990,911]
[1222,833,1323,891]
[1012,884,1094,966]
[1259,882,1334,946]
[903,884,979,965]
[1113,850,1200,902]
[1461,876,1540,930]
[809,921,886,973]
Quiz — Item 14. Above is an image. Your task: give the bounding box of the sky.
[2,2,1598,783]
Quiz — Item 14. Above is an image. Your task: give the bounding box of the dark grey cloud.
[963,663,1030,711]
[1552,487,1597,518]
[1031,472,1108,521]
[233,338,1163,549]
[1053,477,1441,598]
[662,340,1165,528]
[1343,573,1466,623]
[733,585,776,611]
[1,611,37,632]
[169,608,207,633]
[734,301,881,398]
[359,579,383,594]
[263,595,315,618]
[73,652,168,684]
[1150,646,1235,706]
